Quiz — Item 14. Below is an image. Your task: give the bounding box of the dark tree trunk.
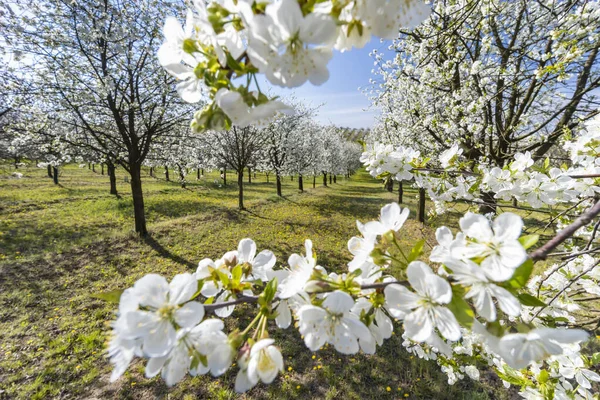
[47,164,52,178]
[88,163,91,170]
[276,173,282,197]
[512,198,518,207]
[329,174,332,184]
[201,168,204,175]
[14,156,20,168]
[323,172,327,187]
[92,163,95,173]
[333,175,337,183]
[53,166,59,185]
[165,166,170,181]
[248,167,252,183]
[130,162,147,236]
[479,192,497,215]
[197,168,200,180]
[386,179,394,192]
[107,162,118,195]
[313,175,316,188]
[150,167,153,177]
[418,188,426,223]
[266,172,269,183]
[101,163,105,175]
[298,174,304,192]
[222,169,226,185]
[291,175,293,181]
[238,169,245,210]
[398,181,403,204]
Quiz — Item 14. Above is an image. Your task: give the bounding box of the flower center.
[158,304,176,320]
[258,350,275,372]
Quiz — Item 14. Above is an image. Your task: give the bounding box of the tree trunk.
[333,175,337,183]
[266,173,269,183]
[479,191,497,215]
[165,166,170,181]
[329,174,332,185]
[418,188,426,223]
[108,162,118,195]
[238,169,245,210]
[398,181,403,204]
[290,175,293,182]
[101,163,105,175]
[512,198,518,207]
[150,167,153,177]
[386,179,394,193]
[47,164,52,178]
[313,175,316,188]
[201,168,204,176]
[88,163,91,170]
[323,172,328,186]
[276,173,282,197]
[53,166,59,185]
[178,165,186,188]
[130,163,148,236]
[92,163,95,173]
[298,174,304,192]
[222,169,226,185]
[197,168,200,180]
[248,167,252,183]
[14,156,20,168]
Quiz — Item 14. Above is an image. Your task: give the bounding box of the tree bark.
[418,188,426,223]
[266,172,269,183]
[130,162,147,236]
[333,175,337,183]
[178,165,186,188]
[53,166,59,185]
[323,172,328,187]
[108,162,118,195]
[222,169,226,185]
[197,168,200,180]
[238,169,245,210]
[313,175,316,188]
[398,181,403,204]
[150,167,153,177]
[479,191,497,215]
[291,175,293,182]
[165,166,170,181]
[88,163,91,169]
[101,163,104,175]
[92,163,95,173]
[276,173,282,197]
[201,169,204,176]
[386,179,394,192]
[329,174,332,184]
[298,174,304,192]
[14,156,20,169]
[47,164,52,178]
[248,167,252,183]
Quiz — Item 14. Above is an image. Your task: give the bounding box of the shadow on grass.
[142,235,196,269]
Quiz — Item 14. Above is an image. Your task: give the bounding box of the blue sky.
[258,38,396,129]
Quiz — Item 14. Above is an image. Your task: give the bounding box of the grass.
[0,162,535,399]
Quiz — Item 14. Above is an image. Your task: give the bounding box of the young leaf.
[447,285,474,328]
[91,289,124,304]
[506,259,534,289]
[518,235,539,250]
[517,293,547,307]
[407,239,425,263]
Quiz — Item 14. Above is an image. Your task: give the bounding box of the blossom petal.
[174,301,204,328]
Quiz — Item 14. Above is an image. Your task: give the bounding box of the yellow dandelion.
[404,394,409,398]
[288,366,293,371]
[296,385,300,389]
[386,386,391,392]
[312,355,316,360]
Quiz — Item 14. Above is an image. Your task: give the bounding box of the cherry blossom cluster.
[158,0,431,131]
[361,114,600,216]
[104,201,597,396]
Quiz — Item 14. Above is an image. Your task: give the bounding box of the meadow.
[0,163,547,400]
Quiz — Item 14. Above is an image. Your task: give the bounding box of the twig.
[530,201,600,261]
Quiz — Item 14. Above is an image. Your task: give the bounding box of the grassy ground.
[0,163,529,400]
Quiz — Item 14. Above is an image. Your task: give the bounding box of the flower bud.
[222,251,238,268]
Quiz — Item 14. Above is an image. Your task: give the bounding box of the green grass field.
[0,163,537,399]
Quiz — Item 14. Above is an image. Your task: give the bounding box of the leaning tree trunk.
[398,181,403,204]
[248,167,252,183]
[276,173,282,197]
[238,169,245,210]
[479,191,497,215]
[108,161,118,195]
[323,172,328,187]
[47,164,52,178]
[53,166,59,185]
[418,187,426,223]
[165,166,170,182]
[129,162,148,236]
[298,174,304,192]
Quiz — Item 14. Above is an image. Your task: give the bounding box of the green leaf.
[518,235,539,250]
[495,368,531,387]
[591,352,600,366]
[204,296,215,305]
[226,52,241,71]
[91,289,124,304]
[407,239,425,263]
[506,259,534,289]
[231,264,243,285]
[447,285,475,328]
[518,293,547,307]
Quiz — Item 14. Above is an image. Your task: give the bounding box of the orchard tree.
[370,0,600,211]
[2,0,191,235]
